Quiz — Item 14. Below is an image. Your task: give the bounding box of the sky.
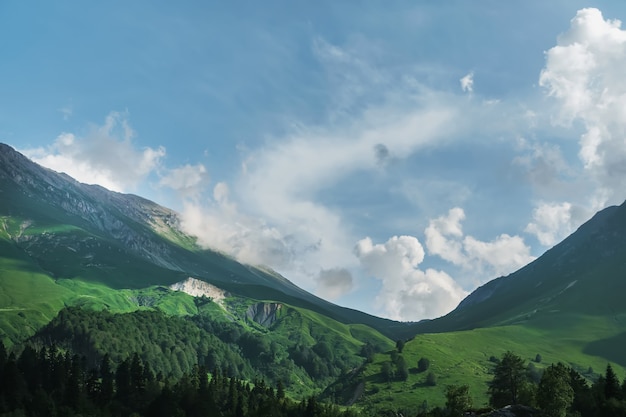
[2,1,626,321]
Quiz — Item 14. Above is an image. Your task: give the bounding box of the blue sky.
[3,1,626,321]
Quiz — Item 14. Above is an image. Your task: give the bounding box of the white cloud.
[315,268,354,300]
[540,8,626,207]
[179,182,296,271]
[23,112,165,193]
[425,208,535,279]
[159,163,209,199]
[354,235,468,321]
[460,72,474,93]
[525,201,593,246]
[177,40,469,294]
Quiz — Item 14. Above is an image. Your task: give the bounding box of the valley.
[2,143,626,416]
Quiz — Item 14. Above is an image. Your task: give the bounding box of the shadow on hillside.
[584,331,626,367]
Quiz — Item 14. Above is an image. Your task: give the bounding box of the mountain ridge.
[409,200,626,334]
[0,143,406,342]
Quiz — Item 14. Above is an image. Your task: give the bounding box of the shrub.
[426,371,437,386]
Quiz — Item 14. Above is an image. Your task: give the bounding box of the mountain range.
[2,142,626,410]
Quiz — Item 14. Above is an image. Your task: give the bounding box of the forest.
[3,336,626,417]
[0,341,358,417]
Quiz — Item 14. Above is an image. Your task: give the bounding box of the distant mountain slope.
[411,200,626,334]
[0,143,404,341]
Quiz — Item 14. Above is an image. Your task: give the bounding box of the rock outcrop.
[246,302,282,327]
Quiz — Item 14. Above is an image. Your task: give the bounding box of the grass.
[359,316,625,412]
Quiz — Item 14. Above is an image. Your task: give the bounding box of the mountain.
[3,142,626,412]
[411,200,626,335]
[0,143,404,344]
[347,200,626,411]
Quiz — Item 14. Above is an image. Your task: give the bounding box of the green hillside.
[3,143,626,414]
[348,316,623,412]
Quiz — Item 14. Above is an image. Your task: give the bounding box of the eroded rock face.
[246,302,282,327]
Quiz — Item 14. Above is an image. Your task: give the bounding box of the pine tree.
[99,354,114,405]
[604,364,622,400]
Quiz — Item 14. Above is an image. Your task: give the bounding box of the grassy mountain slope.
[327,315,626,413]
[339,202,626,411]
[0,143,403,343]
[4,142,626,411]
[410,202,626,335]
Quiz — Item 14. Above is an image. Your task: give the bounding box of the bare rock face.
[0,143,186,270]
[246,302,282,327]
[170,278,228,304]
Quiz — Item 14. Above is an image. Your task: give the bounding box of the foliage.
[426,371,437,387]
[445,384,472,417]
[417,357,430,373]
[605,363,622,400]
[0,341,358,417]
[536,362,574,417]
[395,355,409,381]
[488,351,527,408]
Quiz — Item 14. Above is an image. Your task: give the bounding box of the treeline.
[420,351,626,417]
[34,307,254,379]
[31,306,368,395]
[0,341,359,417]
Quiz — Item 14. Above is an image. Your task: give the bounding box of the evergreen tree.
[100,354,114,405]
[537,362,574,417]
[395,340,405,353]
[570,368,595,417]
[605,364,622,400]
[396,355,409,381]
[488,351,526,407]
[381,362,393,382]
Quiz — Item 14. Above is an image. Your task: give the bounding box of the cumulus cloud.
[525,201,592,246]
[425,208,535,279]
[540,8,626,207]
[23,112,165,193]
[354,235,467,321]
[315,268,354,300]
[159,163,210,199]
[460,72,474,93]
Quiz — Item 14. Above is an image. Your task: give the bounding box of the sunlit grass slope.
[358,314,624,412]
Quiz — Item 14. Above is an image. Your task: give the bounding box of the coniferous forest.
[3,340,626,417]
[0,340,358,417]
